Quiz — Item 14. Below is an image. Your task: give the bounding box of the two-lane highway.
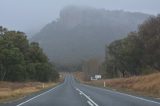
[1,74,160,106]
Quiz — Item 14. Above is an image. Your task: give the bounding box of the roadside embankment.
[0,81,59,103]
[74,72,160,98]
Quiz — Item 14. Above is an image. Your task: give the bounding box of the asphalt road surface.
[1,74,160,106]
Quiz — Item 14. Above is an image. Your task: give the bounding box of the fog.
[31,6,150,64]
[0,0,160,35]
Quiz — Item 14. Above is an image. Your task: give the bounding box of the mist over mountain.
[32,6,150,64]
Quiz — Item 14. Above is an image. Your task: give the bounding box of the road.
[1,74,160,106]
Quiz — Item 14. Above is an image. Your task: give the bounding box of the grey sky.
[0,0,160,34]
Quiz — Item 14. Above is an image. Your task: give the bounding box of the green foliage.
[0,26,59,82]
[26,42,48,63]
[105,15,160,78]
[138,15,160,70]
[7,64,26,81]
[34,63,58,82]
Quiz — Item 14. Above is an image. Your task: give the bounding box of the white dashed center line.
[76,88,99,106]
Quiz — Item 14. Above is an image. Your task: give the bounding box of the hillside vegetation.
[105,15,160,78]
[32,6,150,64]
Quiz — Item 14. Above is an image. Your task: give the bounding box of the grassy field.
[0,81,58,103]
[74,72,160,98]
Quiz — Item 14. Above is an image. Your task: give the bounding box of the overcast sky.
[0,0,160,34]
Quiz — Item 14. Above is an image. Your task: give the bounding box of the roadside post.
[42,83,45,88]
[104,81,106,87]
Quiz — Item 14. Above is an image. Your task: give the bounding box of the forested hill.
[32,6,150,64]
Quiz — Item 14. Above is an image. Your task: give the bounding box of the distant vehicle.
[95,75,102,79]
[91,75,102,80]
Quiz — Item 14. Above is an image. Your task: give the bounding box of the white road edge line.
[17,83,64,106]
[105,88,160,105]
[87,101,94,106]
[76,88,99,106]
[83,84,160,105]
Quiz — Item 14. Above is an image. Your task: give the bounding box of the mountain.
[31,6,150,64]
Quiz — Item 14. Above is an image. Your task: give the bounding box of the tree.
[25,42,59,82]
[0,26,59,82]
[0,46,25,81]
[3,31,29,54]
[0,26,7,35]
[138,15,160,70]
[106,32,143,77]
[105,15,160,78]
[26,42,48,63]
[34,63,59,82]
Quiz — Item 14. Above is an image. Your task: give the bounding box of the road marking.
[87,101,94,106]
[79,92,82,95]
[83,84,160,105]
[17,83,64,106]
[104,89,160,105]
[76,88,99,106]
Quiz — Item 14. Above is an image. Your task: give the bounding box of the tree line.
[0,26,59,82]
[105,15,160,78]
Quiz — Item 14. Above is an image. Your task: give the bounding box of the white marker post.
[42,83,45,88]
[104,81,106,87]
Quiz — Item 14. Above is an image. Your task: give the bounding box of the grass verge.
[74,72,160,98]
[0,81,59,103]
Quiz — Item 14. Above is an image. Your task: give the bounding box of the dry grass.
[0,81,57,102]
[74,72,160,98]
[103,73,160,97]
